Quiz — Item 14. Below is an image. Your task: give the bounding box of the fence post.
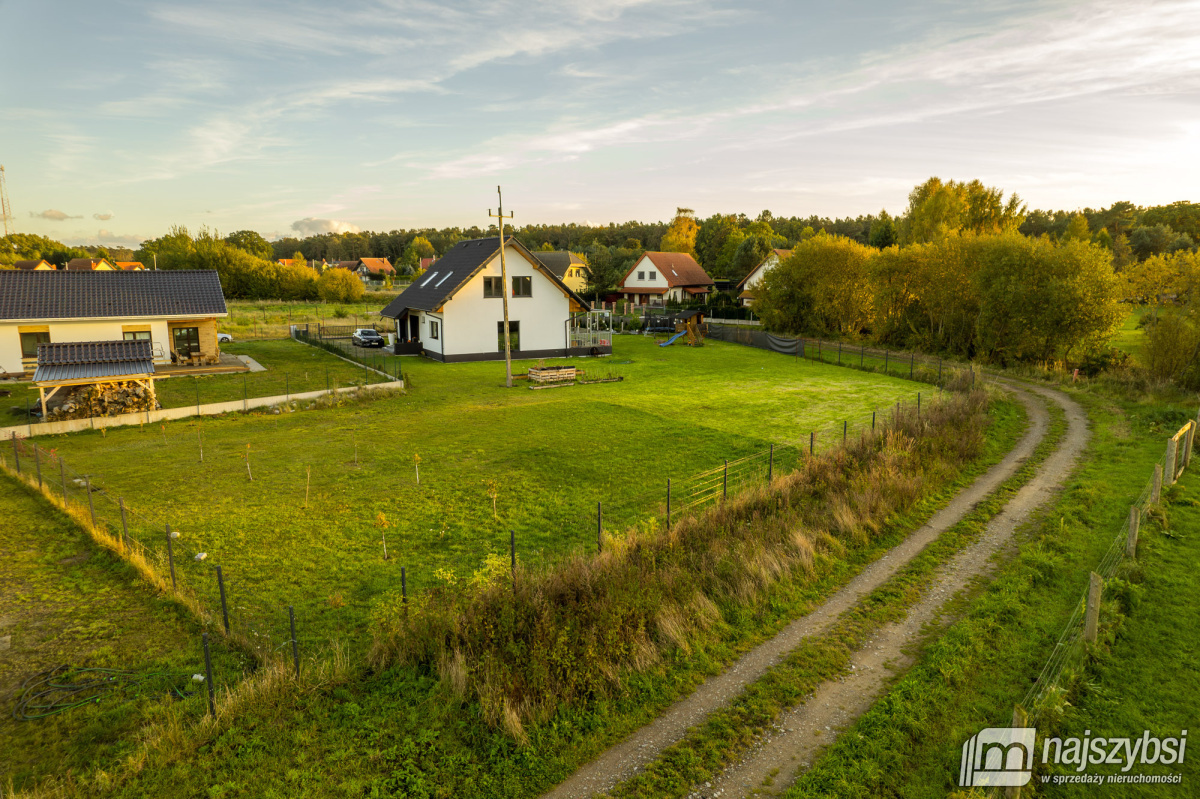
[666,478,671,521]
[909,351,914,378]
[85,477,96,527]
[597,501,602,552]
[860,345,864,368]
[1005,705,1030,799]
[884,349,888,374]
[768,443,773,483]
[510,529,516,580]
[872,410,876,431]
[34,443,42,489]
[1152,463,1163,505]
[843,420,847,444]
[809,431,815,455]
[837,341,841,365]
[289,606,300,680]
[1166,437,1179,484]
[166,523,177,589]
[1186,421,1195,469]
[938,357,942,384]
[723,459,728,499]
[1127,506,1140,558]
[216,565,230,634]
[60,458,67,505]
[119,497,130,553]
[202,632,216,716]
[1084,571,1102,644]
[11,432,19,474]
[917,392,921,418]
[26,397,32,437]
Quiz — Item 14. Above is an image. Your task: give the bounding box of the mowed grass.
[221,298,395,339]
[0,475,245,790]
[1110,305,1152,365]
[30,335,928,649]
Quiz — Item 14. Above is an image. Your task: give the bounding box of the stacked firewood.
[47,381,161,421]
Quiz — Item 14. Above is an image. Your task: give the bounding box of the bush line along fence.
[988,414,1197,798]
[1,376,970,719]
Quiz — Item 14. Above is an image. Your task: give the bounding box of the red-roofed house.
[114,261,145,271]
[736,249,791,307]
[618,252,714,307]
[358,257,395,276]
[419,257,437,272]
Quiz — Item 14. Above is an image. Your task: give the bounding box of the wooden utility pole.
[489,186,515,388]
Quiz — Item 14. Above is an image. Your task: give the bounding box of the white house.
[0,270,229,377]
[380,237,604,362]
[617,252,714,307]
[736,248,791,307]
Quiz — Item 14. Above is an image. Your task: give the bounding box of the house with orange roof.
[617,252,714,307]
[114,261,144,271]
[736,249,791,307]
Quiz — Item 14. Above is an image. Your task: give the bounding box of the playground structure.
[656,310,706,347]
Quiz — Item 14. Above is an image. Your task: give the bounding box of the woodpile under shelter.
[32,340,157,417]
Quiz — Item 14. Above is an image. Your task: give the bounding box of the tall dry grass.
[370,389,990,741]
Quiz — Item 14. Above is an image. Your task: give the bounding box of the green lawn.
[0,474,244,791]
[28,336,928,651]
[1110,305,1152,365]
[221,298,395,340]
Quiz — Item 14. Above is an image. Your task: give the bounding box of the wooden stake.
[1126,505,1140,558]
[1084,571,1102,644]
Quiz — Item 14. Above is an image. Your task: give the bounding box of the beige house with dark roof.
[0,270,229,377]
[736,249,792,307]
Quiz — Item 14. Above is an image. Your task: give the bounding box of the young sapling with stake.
[485,479,499,519]
[374,512,392,560]
[243,444,254,481]
[414,452,421,484]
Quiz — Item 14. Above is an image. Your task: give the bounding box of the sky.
[2,0,1199,247]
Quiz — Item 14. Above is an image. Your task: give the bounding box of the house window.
[429,320,440,340]
[172,327,201,358]
[637,271,645,281]
[649,271,657,281]
[20,331,50,358]
[123,331,151,342]
[497,321,520,352]
[512,276,532,297]
[483,276,504,298]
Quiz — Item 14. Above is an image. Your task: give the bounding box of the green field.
[1110,305,1152,364]
[24,336,929,651]
[220,298,394,340]
[0,475,243,791]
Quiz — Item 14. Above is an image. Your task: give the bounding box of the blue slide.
[659,331,687,347]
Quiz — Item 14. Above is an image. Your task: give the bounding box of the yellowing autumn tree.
[660,207,699,256]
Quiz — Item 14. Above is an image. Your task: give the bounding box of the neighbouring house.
[418,256,437,272]
[380,236,607,362]
[358,257,395,276]
[534,251,589,293]
[617,252,714,307]
[0,270,229,377]
[65,258,115,271]
[14,259,55,271]
[114,261,145,271]
[736,249,791,307]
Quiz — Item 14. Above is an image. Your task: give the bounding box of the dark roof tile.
[0,270,227,321]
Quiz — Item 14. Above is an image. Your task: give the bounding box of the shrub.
[317,268,366,303]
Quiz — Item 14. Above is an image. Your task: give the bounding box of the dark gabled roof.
[33,340,155,383]
[66,258,113,271]
[14,259,53,270]
[381,237,589,318]
[0,270,228,321]
[532,251,586,279]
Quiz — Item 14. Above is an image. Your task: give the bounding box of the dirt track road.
[543,380,1087,799]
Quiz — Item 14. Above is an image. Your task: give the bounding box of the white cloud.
[94,212,114,220]
[95,229,147,247]
[31,209,82,221]
[291,217,361,235]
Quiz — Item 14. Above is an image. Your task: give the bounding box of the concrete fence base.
[2,381,405,439]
